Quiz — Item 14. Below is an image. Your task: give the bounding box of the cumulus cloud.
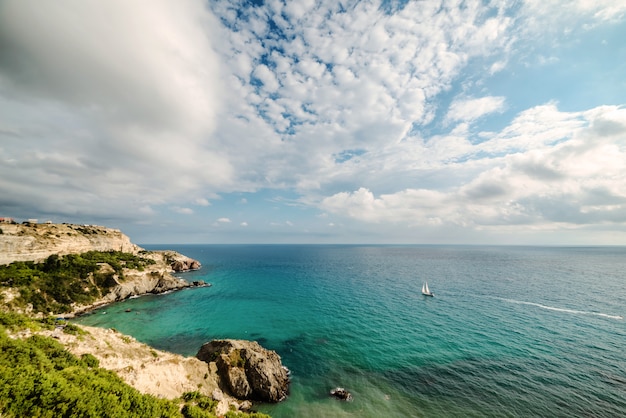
[320,105,626,230]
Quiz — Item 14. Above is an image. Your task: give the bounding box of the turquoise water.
[74,245,626,417]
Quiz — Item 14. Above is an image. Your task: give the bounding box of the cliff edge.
[0,222,204,316]
[0,223,139,265]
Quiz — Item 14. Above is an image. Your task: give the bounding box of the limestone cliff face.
[0,222,204,315]
[0,223,140,265]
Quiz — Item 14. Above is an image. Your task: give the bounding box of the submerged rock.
[330,387,353,401]
[196,339,290,403]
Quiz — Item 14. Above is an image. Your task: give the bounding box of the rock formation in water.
[196,339,290,403]
[330,387,353,401]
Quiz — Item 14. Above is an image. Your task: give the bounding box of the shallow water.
[74,245,626,417]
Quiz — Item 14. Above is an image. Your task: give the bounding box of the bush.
[182,404,214,418]
[80,353,100,368]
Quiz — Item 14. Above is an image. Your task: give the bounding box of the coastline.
[65,277,210,319]
[62,249,208,318]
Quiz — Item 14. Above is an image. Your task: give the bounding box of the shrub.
[80,353,99,368]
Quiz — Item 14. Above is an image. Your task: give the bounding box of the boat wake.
[498,298,623,320]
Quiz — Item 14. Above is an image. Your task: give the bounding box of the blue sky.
[1,0,625,244]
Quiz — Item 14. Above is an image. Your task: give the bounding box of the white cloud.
[173,207,194,215]
[446,96,506,123]
[523,0,626,25]
[252,64,280,92]
[195,198,211,206]
[206,0,517,194]
[320,104,626,229]
[217,218,231,223]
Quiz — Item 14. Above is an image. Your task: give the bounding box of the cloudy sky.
[1,0,625,245]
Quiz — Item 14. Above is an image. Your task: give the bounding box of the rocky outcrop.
[0,223,140,265]
[171,258,201,272]
[196,339,290,403]
[330,387,353,401]
[141,249,202,273]
[70,256,206,316]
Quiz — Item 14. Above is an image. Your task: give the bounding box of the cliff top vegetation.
[0,251,157,314]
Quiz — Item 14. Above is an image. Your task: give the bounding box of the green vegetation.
[0,313,271,418]
[229,349,246,368]
[0,316,179,417]
[0,251,155,314]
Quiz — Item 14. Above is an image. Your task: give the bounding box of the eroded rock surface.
[196,339,290,403]
[0,223,139,265]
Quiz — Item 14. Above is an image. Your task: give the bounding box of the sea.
[73,245,626,417]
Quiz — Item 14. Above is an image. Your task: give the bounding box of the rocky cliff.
[0,222,204,316]
[196,339,290,403]
[0,223,140,265]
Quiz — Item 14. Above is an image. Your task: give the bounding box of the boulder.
[196,339,290,403]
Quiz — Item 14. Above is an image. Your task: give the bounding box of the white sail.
[422,281,433,296]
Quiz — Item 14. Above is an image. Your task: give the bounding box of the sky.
[1,0,626,245]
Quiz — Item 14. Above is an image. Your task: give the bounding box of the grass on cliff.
[0,312,270,418]
[0,251,156,314]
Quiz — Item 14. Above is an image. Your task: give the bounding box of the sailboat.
[421,281,434,297]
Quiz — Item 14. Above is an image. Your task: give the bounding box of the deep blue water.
[74,245,626,417]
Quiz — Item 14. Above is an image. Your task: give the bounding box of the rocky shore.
[67,249,208,318]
